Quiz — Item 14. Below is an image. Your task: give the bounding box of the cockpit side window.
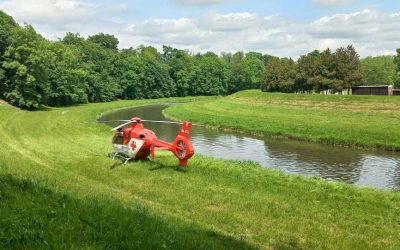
[112,134,124,144]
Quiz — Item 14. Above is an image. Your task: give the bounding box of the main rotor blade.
[111,120,133,131]
[100,119,183,127]
[141,120,185,125]
[101,118,203,129]
[98,120,131,123]
[143,120,205,126]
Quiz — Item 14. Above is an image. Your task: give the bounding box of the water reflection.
[99,104,400,190]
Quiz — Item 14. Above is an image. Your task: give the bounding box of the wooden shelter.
[352,85,393,96]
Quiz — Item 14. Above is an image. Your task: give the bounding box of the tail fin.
[172,121,195,166]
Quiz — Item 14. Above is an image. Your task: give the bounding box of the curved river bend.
[99,104,400,190]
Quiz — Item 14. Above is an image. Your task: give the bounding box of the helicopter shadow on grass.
[109,161,124,170]
[148,160,188,173]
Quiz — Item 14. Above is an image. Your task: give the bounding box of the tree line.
[1,10,400,110]
[262,47,400,94]
[0,11,267,109]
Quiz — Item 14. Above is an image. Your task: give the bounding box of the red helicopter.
[108,117,195,166]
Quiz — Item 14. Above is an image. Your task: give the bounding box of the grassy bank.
[1,97,400,249]
[164,90,400,151]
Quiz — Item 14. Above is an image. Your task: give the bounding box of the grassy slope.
[0,97,399,249]
[165,90,400,151]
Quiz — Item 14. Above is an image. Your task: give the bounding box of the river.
[99,103,400,190]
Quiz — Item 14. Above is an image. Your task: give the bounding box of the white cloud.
[121,12,308,57]
[127,18,197,36]
[121,9,400,58]
[0,0,127,42]
[313,0,357,8]
[311,9,400,39]
[0,0,98,25]
[199,12,261,31]
[308,9,400,57]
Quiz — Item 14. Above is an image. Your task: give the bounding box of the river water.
[99,104,400,190]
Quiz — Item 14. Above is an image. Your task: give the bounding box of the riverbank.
[1,98,399,249]
[164,90,400,151]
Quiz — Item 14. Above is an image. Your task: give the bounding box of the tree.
[184,52,227,96]
[0,10,18,98]
[138,45,160,61]
[361,56,399,87]
[138,54,176,99]
[261,57,296,93]
[113,49,141,99]
[47,42,88,106]
[87,33,119,50]
[295,49,342,93]
[222,51,265,94]
[2,25,52,109]
[296,50,323,93]
[115,48,176,99]
[392,49,400,88]
[334,45,364,94]
[62,33,120,102]
[226,51,246,93]
[130,45,177,98]
[0,11,16,55]
[62,32,85,46]
[162,46,193,96]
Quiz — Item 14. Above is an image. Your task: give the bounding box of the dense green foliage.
[165,90,400,151]
[87,33,119,50]
[1,98,399,249]
[393,49,400,88]
[261,46,364,94]
[222,51,267,93]
[262,57,296,92]
[0,11,16,96]
[361,56,399,87]
[0,11,267,109]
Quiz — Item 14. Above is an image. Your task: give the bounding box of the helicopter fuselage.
[111,117,194,166]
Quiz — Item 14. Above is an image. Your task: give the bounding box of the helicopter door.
[128,138,145,157]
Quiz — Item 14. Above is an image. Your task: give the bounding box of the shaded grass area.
[0,96,400,249]
[0,174,252,249]
[164,90,400,151]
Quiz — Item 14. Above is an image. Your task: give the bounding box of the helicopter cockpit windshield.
[112,134,124,145]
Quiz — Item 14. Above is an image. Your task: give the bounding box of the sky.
[0,0,399,58]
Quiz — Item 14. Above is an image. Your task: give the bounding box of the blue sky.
[0,0,399,57]
[129,0,396,20]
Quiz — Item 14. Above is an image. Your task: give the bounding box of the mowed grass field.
[165,90,400,151]
[0,96,400,249]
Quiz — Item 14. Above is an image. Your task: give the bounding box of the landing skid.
[109,153,132,164]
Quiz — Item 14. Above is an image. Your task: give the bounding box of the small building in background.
[393,89,400,96]
[352,85,394,96]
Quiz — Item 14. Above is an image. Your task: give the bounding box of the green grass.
[164,90,400,151]
[0,174,251,249]
[1,96,400,249]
